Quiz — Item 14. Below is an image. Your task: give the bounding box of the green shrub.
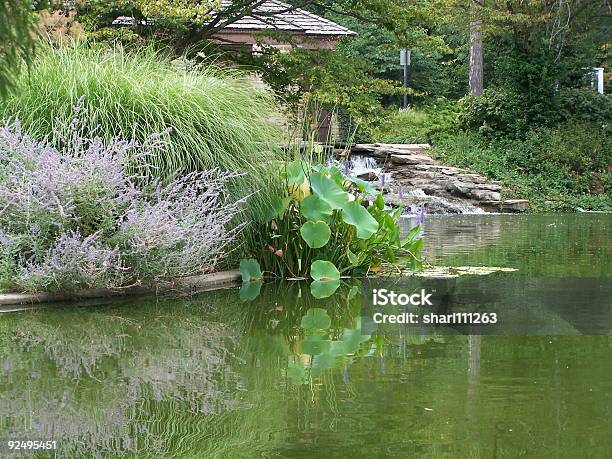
[372,100,460,144]
[457,88,528,136]
[556,89,611,127]
[526,121,611,174]
[457,87,611,138]
[0,43,282,218]
[433,124,612,211]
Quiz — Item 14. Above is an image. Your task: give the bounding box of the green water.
[1,214,610,458]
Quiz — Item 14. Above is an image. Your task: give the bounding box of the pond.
[1,214,610,458]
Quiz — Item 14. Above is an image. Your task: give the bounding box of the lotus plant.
[241,159,423,298]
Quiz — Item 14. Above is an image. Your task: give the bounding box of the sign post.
[400,49,411,108]
[593,67,604,94]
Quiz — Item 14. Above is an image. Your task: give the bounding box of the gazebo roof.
[217,0,355,36]
[110,1,355,38]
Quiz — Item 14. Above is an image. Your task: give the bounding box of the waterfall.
[339,155,487,215]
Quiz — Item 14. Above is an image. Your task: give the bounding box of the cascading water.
[340,155,487,215]
[402,189,486,215]
[346,156,381,177]
[340,155,393,185]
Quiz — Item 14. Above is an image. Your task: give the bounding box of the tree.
[75,0,447,49]
[468,1,483,95]
[0,0,38,98]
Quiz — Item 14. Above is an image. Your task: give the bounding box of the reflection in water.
[0,302,248,457]
[0,214,611,457]
[405,213,612,277]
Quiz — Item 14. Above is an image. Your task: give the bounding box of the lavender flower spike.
[343,160,350,176]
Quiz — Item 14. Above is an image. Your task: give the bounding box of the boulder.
[390,154,435,165]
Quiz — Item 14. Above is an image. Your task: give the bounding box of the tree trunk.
[469,18,483,96]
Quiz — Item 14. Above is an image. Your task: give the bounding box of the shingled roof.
[217,0,355,36]
[110,1,354,36]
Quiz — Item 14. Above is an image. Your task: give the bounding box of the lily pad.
[239,280,262,301]
[310,279,340,299]
[300,194,333,221]
[302,336,332,355]
[239,258,262,282]
[454,266,519,275]
[300,307,332,330]
[300,221,331,248]
[310,260,340,281]
[310,172,350,210]
[403,266,518,278]
[311,352,337,370]
[342,201,379,239]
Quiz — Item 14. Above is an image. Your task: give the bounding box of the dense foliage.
[359,0,611,211]
[0,0,38,97]
[0,44,281,218]
[244,43,405,129]
[433,120,611,211]
[0,115,245,292]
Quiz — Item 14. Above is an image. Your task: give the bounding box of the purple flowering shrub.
[0,119,245,293]
[15,231,125,292]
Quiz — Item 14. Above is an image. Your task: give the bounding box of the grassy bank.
[371,102,611,212]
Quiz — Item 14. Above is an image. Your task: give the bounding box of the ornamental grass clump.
[0,117,245,293]
[0,43,281,219]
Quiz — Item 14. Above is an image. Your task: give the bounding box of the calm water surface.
[1,214,610,458]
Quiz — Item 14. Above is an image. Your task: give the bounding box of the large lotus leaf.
[342,201,379,239]
[312,165,342,185]
[300,307,332,330]
[239,280,262,302]
[327,165,345,186]
[310,172,349,210]
[239,258,262,282]
[302,335,331,355]
[285,159,308,185]
[263,195,292,221]
[346,175,378,195]
[300,221,331,248]
[310,279,340,299]
[310,260,340,282]
[300,194,333,221]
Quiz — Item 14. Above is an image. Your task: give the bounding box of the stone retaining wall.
[0,270,242,311]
